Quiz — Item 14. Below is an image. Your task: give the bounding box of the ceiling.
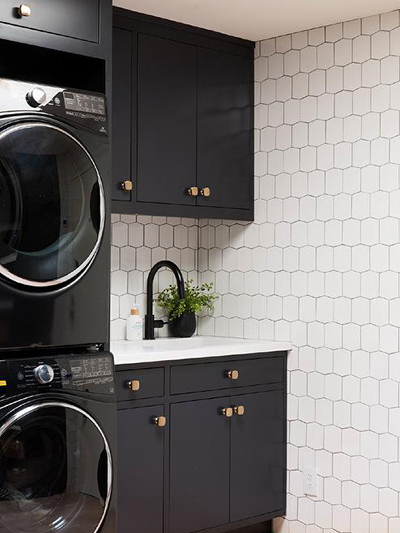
[113,0,400,41]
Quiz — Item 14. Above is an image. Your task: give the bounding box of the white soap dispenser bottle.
[126,307,143,341]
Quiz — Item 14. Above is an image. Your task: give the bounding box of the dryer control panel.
[0,353,115,398]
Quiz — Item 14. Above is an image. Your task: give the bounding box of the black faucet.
[144,260,186,340]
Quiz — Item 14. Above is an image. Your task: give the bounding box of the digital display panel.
[64,92,105,116]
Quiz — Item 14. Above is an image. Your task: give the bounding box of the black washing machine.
[0,78,110,351]
[0,351,116,533]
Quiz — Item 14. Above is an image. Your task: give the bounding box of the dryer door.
[0,402,112,533]
[0,121,105,289]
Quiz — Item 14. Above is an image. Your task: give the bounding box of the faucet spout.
[144,260,186,340]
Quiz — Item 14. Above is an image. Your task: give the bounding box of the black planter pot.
[168,312,196,338]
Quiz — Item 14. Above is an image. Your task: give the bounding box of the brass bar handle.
[18,4,31,16]
[120,180,133,191]
[226,370,239,380]
[127,380,140,391]
[153,416,167,427]
[221,407,233,418]
[234,405,245,416]
[200,187,211,197]
[187,186,199,197]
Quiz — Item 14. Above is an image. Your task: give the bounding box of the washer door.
[0,402,112,533]
[0,121,105,289]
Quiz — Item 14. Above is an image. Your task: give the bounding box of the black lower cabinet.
[231,391,286,522]
[116,352,287,533]
[117,406,165,533]
[170,398,231,533]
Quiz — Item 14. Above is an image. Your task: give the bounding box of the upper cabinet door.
[197,48,252,210]
[230,390,286,522]
[137,33,197,206]
[112,26,133,202]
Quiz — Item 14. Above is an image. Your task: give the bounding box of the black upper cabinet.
[0,0,99,42]
[112,27,132,202]
[112,9,254,221]
[137,34,197,206]
[0,0,111,59]
[197,48,252,210]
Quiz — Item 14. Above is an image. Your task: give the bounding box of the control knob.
[34,364,55,384]
[26,87,47,108]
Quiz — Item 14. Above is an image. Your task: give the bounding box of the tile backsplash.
[111,9,400,532]
[110,214,198,340]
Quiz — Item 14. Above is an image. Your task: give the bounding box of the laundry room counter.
[110,336,291,365]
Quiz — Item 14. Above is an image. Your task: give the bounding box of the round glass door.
[0,121,105,288]
[0,402,112,533]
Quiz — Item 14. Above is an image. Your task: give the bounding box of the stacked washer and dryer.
[0,78,116,533]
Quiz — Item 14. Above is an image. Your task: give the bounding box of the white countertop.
[111,336,291,365]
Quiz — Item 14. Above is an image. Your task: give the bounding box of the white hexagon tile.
[111,9,400,532]
[110,214,199,340]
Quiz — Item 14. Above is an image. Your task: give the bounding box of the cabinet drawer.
[116,368,164,401]
[0,0,99,43]
[171,356,284,395]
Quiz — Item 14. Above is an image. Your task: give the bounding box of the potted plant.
[155,279,218,338]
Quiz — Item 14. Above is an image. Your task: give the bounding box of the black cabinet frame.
[112,8,255,221]
[116,351,287,533]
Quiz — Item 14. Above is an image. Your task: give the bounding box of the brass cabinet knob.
[187,186,199,197]
[221,407,233,418]
[153,416,167,427]
[127,380,140,391]
[226,370,239,380]
[234,405,245,416]
[200,187,211,197]
[120,180,133,191]
[18,4,31,16]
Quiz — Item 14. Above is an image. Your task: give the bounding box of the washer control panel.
[2,353,114,396]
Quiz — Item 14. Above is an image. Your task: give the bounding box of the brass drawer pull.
[153,416,167,427]
[18,4,31,16]
[200,187,211,197]
[226,370,239,380]
[221,407,233,418]
[187,186,199,197]
[234,405,245,416]
[127,380,140,391]
[120,180,133,191]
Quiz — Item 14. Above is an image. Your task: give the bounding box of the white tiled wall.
[110,214,198,339]
[197,10,400,533]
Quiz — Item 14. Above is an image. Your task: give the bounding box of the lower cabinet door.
[230,390,286,522]
[117,406,165,533]
[170,398,231,533]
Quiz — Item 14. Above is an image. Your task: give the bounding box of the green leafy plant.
[155,279,218,320]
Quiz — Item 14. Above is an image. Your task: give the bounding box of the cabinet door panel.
[137,33,197,206]
[112,27,133,202]
[231,390,285,522]
[170,398,230,533]
[0,0,99,42]
[118,406,164,533]
[197,48,252,210]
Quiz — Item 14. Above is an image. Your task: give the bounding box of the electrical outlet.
[303,467,318,497]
